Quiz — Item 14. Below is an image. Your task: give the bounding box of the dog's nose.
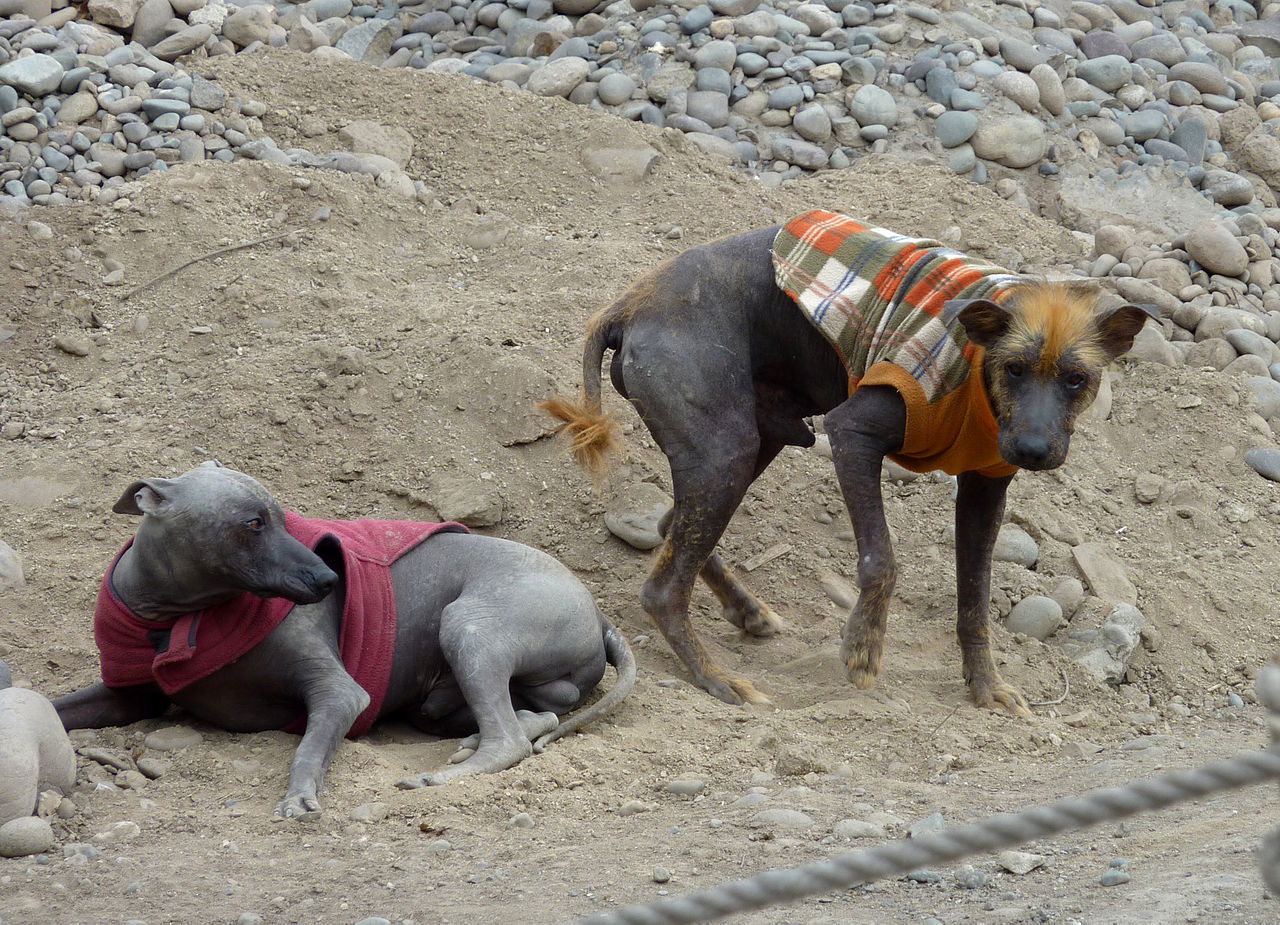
[311,566,339,597]
[1014,435,1052,468]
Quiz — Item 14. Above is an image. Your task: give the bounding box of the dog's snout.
[1014,434,1052,468]
[310,565,339,597]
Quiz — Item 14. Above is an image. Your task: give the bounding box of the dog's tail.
[533,617,636,753]
[538,312,623,487]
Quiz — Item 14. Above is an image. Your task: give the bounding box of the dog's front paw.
[842,639,882,690]
[272,794,322,821]
[970,677,1033,718]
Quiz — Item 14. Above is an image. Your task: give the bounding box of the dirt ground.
[2,50,1280,924]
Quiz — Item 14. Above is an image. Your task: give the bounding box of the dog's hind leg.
[637,420,772,704]
[955,471,1031,716]
[397,599,542,786]
[657,441,786,639]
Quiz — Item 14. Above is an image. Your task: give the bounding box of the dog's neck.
[111,530,244,622]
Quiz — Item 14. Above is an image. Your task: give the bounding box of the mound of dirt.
[1,52,1278,924]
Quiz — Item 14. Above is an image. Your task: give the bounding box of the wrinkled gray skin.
[53,462,634,820]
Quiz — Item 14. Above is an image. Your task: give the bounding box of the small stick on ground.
[123,228,306,300]
[1029,666,1070,708]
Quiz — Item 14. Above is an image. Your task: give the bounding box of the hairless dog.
[543,211,1154,713]
[52,463,634,818]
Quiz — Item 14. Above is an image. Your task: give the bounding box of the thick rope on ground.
[573,666,1280,925]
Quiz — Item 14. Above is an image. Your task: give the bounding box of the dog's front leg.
[826,388,906,690]
[54,682,170,729]
[955,471,1031,716]
[274,673,370,820]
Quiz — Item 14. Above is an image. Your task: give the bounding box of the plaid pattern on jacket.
[772,209,1020,401]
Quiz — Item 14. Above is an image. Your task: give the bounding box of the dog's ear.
[1097,303,1160,359]
[943,298,1011,349]
[113,479,176,516]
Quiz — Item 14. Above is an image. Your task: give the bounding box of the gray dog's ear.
[113,478,177,516]
[1097,303,1160,359]
[943,298,1012,349]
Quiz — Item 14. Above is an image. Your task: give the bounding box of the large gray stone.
[87,0,144,27]
[150,24,214,61]
[0,54,64,97]
[334,17,404,64]
[604,482,671,550]
[1071,543,1137,605]
[771,135,828,168]
[935,110,978,147]
[222,4,274,48]
[1074,603,1144,684]
[1248,375,1280,418]
[0,688,75,828]
[0,817,54,858]
[1056,164,1220,238]
[1006,596,1063,640]
[848,84,896,127]
[132,0,175,48]
[0,540,22,590]
[971,115,1047,168]
[1185,222,1249,277]
[1075,55,1133,92]
[527,57,590,98]
[337,120,413,168]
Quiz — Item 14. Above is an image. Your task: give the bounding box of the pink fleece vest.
[93,512,468,738]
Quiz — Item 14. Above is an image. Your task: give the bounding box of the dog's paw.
[971,679,1033,718]
[698,671,771,706]
[272,794,322,821]
[742,603,784,638]
[842,644,882,690]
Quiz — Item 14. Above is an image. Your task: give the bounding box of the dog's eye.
[1064,371,1087,390]
[1005,361,1025,379]
[246,518,264,532]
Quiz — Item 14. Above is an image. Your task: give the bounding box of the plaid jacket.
[772,210,1021,477]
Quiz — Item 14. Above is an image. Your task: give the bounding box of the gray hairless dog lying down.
[52,462,634,819]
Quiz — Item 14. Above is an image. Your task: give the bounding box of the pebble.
[992,524,1038,568]
[143,726,202,751]
[1006,595,1063,640]
[651,866,671,883]
[997,850,1046,875]
[748,808,814,830]
[0,816,55,857]
[604,482,671,551]
[349,802,388,823]
[1100,869,1132,886]
[1245,448,1280,482]
[666,779,706,797]
[907,812,944,837]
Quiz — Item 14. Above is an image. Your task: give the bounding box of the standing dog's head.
[945,282,1159,471]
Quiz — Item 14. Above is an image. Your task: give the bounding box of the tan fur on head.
[1000,281,1111,374]
[537,395,621,489]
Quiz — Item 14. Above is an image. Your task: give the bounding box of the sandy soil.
[2,50,1279,925]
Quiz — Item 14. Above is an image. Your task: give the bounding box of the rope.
[573,663,1280,925]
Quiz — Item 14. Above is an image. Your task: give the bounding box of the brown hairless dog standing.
[543,210,1155,713]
